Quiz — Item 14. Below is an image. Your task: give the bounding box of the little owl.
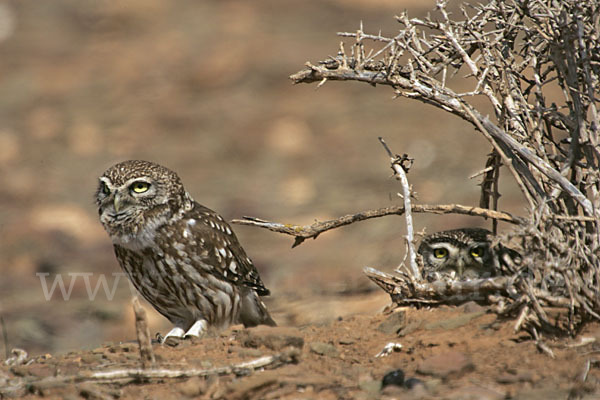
[96,160,276,341]
[418,227,507,280]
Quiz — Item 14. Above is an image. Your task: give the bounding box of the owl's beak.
[455,258,465,276]
[114,194,124,213]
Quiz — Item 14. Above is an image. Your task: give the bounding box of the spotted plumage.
[96,160,275,341]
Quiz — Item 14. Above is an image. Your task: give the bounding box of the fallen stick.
[363,266,516,305]
[2,349,300,396]
[132,297,155,369]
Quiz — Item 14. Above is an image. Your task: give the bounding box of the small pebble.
[80,354,101,364]
[404,377,424,389]
[381,369,405,388]
[309,342,339,357]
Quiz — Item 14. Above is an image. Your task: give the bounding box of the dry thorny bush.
[285,0,600,340]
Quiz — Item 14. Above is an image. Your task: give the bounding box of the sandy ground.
[3,302,600,399]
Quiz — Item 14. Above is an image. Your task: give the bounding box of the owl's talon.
[164,336,184,347]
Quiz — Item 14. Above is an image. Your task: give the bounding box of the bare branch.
[232,204,524,247]
[363,266,514,305]
[2,349,300,397]
[132,297,155,369]
[378,137,420,280]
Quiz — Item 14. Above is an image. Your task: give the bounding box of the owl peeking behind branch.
[96,160,276,342]
[417,227,521,281]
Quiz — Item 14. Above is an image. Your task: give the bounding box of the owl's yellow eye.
[131,181,150,193]
[100,182,110,195]
[471,246,485,258]
[433,248,448,258]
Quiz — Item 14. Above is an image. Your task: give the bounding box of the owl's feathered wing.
[112,200,275,330]
[179,202,271,296]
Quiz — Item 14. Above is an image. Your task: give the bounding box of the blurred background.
[0,0,524,355]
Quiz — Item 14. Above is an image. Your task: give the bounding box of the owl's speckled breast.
[110,214,170,251]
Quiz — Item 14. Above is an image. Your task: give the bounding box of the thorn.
[292,237,306,248]
[379,137,394,158]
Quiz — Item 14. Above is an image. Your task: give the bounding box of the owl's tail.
[239,288,277,327]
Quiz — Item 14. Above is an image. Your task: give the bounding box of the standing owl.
[417,228,499,280]
[96,160,276,342]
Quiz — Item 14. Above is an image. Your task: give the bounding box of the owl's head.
[96,160,192,240]
[417,228,495,279]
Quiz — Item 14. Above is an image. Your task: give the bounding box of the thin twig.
[2,349,300,397]
[3,348,28,366]
[514,304,529,333]
[0,315,8,360]
[132,297,155,369]
[470,165,495,179]
[379,137,420,280]
[478,151,502,234]
[531,327,555,358]
[232,204,523,247]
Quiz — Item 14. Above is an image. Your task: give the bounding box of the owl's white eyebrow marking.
[428,243,453,249]
[124,177,152,186]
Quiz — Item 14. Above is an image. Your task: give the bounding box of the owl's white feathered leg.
[162,326,185,343]
[161,320,207,343]
[184,319,208,338]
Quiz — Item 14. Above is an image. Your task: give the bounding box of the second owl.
[418,227,499,280]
